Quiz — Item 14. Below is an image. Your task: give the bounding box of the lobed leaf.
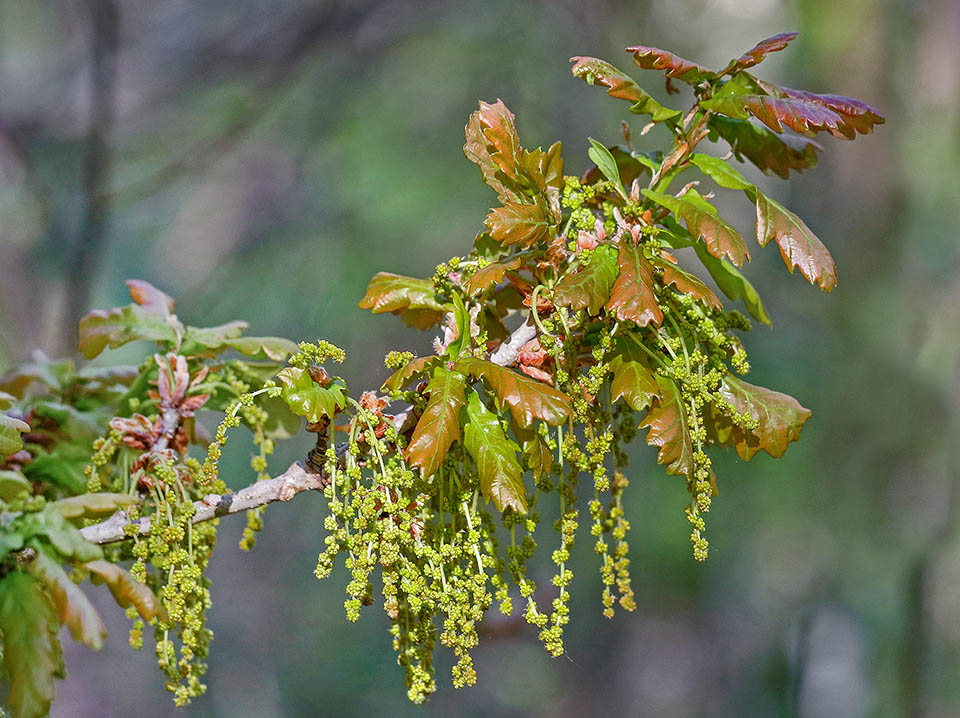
[523,432,553,480]
[519,141,565,191]
[381,356,440,393]
[463,389,527,514]
[605,244,663,327]
[725,32,799,74]
[77,304,181,360]
[709,115,821,179]
[708,375,810,459]
[224,336,300,362]
[464,100,521,200]
[17,509,103,562]
[654,258,722,310]
[405,368,467,478]
[456,357,571,428]
[626,45,716,85]
[276,367,347,423]
[754,193,837,291]
[29,548,106,650]
[570,56,681,121]
[183,321,248,349]
[465,256,523,295]
[758,81,885,138]
[642,188,750,267]
[608,338,661,412]
[85,560,168,623]
[639,375,695,477]
[0,573,63,718]
[485,203,551,247]
[553,243,618,315]
[358,273,448,315]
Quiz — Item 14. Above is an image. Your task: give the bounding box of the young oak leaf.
[639,375,695,477]
[723,32,799,74]
[608,338,661,412]
[276,367,347,423]
[85,560,168,623]
[757,81,885,139]
[359,273,449,330]
[464,256,523,295]
[456,357,571,429]
[519,141,565,192]
[709,115,822,179]
[485,203,551,247]
[570,56,681,122]
[405,367,467,478]
[553,243,619,315]
[463,99,521,199]
[626,44,716,86]
[0,572,64,718]
[709,375,811,460]
[381,355,440,393]
[653,258,722,310]
[606,243,663,327]
[359,273,448,315]
[29,548,106,650]
[463,389,527,514]
[642,188,750,267]
[754,193,837,292]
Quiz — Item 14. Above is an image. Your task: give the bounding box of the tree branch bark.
[79,461,326,545]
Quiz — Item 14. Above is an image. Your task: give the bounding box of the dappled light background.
[1,0,959,716]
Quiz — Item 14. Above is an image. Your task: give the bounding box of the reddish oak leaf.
[456,357,571,428]
[654,258,722,310]
[553,244,618,315]
[639,375,694,477]
[725,32,799,73]
[758,81,885,139]
[466,257,525,296]
[463,99,521,199]
[754,193,837,292]
[381,356,440,393]
[709,116,822,179]
[627,45,716,85]
[642,188,750,267]
[606,244,663,327]
[485,203,551,247]
[570,56,681,121]
[126,279,174,316]
[708,375,810,460]
[404,367,467,478]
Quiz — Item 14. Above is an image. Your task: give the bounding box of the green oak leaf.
[0,573,64,718]
[276,367,346,423]
[0,413,30,455]
[463,389,527,514]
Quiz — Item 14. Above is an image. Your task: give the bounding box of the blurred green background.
[1,0,958,716]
